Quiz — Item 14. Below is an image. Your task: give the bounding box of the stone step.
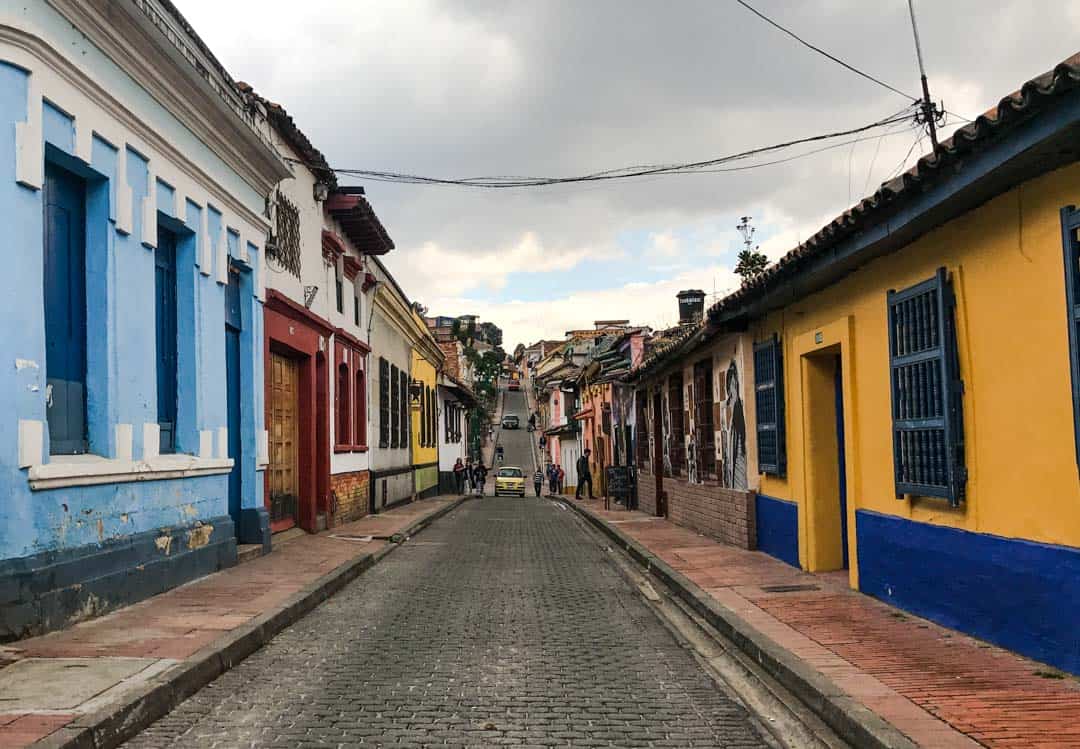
[236,544,264,565]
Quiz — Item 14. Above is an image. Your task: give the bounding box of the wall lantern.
[361,272,378,292]
[313,181,331,203]
[409,379,423,402]
[303,285,318,309]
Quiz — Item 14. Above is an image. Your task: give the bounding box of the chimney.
[677,289,705,325]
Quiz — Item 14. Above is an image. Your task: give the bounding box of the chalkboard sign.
[606,466,632,499]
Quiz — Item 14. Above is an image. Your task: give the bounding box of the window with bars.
[667,373,685,476]
[754,336,786,476]
[399,370,410,448]
[379,358,390,448]
[390,363,400,448]
[635,391,649,468]
[694,359,716,479]
[887,268,966,505]
[1062,206,1080,471]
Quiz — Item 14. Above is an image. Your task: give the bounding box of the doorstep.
[566,496,1080,749]
[0,495,468,749]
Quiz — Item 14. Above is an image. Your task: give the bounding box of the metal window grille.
[1062,207,1080,472]
[399,370,410,447]
[887,267,966,505]
[379,358,390,448]
[667,373,685,475]
[754,336,786,476]
[694,359,716,479]
[270,192,302,279]
[635,391,649,468]
[390,363,400,448]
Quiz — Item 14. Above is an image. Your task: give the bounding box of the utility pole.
[907,0,940,149]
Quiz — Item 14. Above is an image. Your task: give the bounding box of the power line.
[299,107,917,189]
[733,0,917,102]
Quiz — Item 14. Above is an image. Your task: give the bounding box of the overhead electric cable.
[292,107,917,189]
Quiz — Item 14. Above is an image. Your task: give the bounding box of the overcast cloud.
[176,0,1079,348]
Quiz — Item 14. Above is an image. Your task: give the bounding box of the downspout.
[365,279,381,512]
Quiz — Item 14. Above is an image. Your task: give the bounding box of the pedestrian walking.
[575,450,594,500]
[556,464,565,493]
[453,458,466,495]
[472,461,488,497]
[547,463,558,495]
[533,468,544,497]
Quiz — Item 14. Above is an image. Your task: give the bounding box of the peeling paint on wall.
[186,522,213,550]
[154,534,173,556]
[14,358,39,370]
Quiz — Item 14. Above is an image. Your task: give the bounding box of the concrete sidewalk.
[566,496,1080,749]
[0,495,467,749]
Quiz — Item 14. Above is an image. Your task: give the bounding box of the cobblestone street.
[125,419,773,747]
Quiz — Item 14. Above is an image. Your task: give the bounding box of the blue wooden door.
[225,264,243,531]
[43,164,87,454]
[155,229,178,453]
[834,355,849,569]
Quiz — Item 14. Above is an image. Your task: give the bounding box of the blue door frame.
[834,355,849,569]
[225,263,243,534]
[43,163,88,455]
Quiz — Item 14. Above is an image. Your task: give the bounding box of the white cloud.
[646,230,680,258]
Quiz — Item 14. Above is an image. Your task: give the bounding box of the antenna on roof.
[907,0,943,149]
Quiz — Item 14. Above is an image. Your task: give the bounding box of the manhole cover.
[760,584,820,593]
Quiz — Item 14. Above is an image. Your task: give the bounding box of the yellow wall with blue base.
[753,161,1080,673]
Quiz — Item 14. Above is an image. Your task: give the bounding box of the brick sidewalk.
[0,496,463,748]
[571,497,1080,748]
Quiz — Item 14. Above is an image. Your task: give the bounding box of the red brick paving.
[580,497,1080,748]
[0,496,460,748]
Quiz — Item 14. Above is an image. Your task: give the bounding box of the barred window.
[754,336,786,476]
[694,359,716,479]
[888,268,966,504]
[635,391,649,468]
[390,363,400,448]
[667,373,685,476]
[399,370,410,448]
[379,358,390,448]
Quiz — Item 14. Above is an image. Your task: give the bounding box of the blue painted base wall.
[856,509,1080,675]
[755,494,800,567]
[0,516,237,641]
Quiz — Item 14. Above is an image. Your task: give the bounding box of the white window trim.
[28,453,233,491]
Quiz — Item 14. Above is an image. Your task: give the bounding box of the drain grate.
[760,584,820,593]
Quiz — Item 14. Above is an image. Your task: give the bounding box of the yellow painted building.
[710,55,1080,674]
[411,310,443,499]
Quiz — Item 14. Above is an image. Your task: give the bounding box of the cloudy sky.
[179,0,1077,350]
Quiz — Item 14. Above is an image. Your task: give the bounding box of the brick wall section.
[634,469,755,549]
[438,342,460,379]
[330,470,371,526]
[637,471,657,516]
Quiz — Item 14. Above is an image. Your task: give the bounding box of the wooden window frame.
[399,369,409,449]
[335,339,367,452]
[379,358,390,448]
[667,373,685,476]
[390,363,400,448]
[693,359,716,480]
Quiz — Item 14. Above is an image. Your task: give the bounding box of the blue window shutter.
[155,229,178,453]
[754,336,786,476]
[887,267,966,505]
[1061,206,1080,472]
[43,164,88,455]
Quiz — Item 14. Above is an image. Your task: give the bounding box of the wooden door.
[268,351,300,530]
[652,390,666,517]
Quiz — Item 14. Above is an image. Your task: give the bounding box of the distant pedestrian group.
[453,457,488,496]
[545,462,564,495]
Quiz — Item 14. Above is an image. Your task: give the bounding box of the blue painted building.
[0,1,291,638]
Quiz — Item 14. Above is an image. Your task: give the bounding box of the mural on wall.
[716,358,748,490]
[685,377,701,484]
[687,434,699,484]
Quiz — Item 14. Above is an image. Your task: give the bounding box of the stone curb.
[562,498,919,749]
[32,496,471,749]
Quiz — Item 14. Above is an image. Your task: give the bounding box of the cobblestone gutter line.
[563,498,919,749]
[32,496,470,749]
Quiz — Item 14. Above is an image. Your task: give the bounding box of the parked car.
[508,379,521,391]
[494,467,526,497]
[501,415,520,429]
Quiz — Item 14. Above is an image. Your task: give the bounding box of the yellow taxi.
[494,466,526,497]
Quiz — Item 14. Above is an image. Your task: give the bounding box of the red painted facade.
[264,290,334,533]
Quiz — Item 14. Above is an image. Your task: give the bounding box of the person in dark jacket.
[548,463,558,495]
[575,449,594,499]
[472,461,488,496]
[453,458,466,495]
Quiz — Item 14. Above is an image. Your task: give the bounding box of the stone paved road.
[126,390,771,748]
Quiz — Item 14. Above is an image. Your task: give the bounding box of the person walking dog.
[575,449,594,500]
